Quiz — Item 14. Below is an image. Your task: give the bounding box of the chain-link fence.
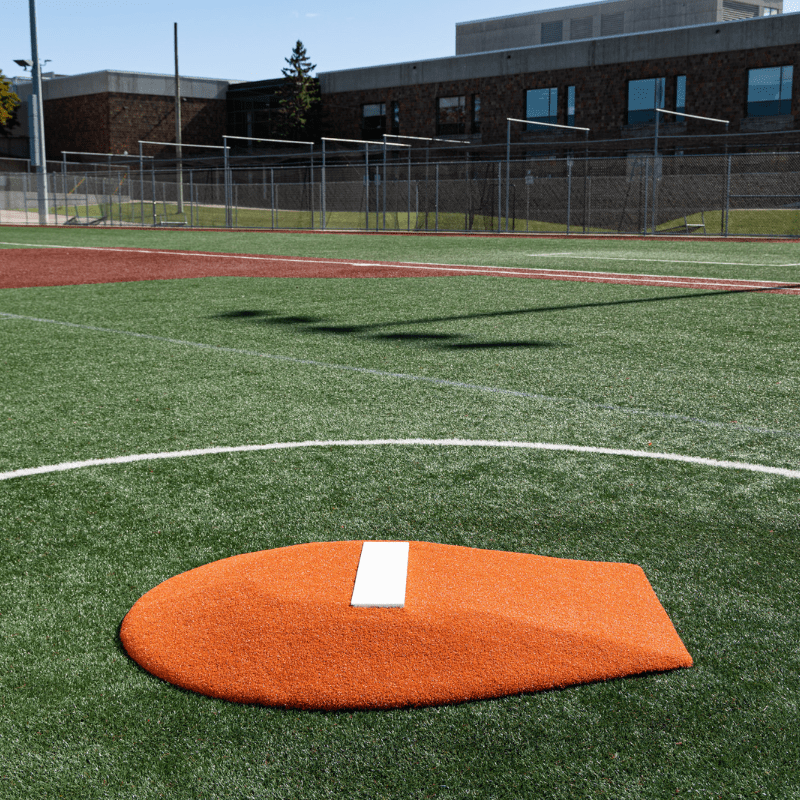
[2,151,799,236]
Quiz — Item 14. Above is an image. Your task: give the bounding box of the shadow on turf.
[210,309,560,350]
[211,284,793,346]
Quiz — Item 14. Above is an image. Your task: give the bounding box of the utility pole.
[28,0,49,224]
[175,22,184,213]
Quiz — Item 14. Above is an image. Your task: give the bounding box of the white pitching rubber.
[350,541,410,608]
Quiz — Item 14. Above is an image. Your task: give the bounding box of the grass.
[0,228,799,798]
[9,199,800,235]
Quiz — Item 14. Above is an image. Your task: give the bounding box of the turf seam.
[1,308,796,440]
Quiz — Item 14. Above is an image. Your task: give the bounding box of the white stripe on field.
[534,253,800,269]
[0,309,795,439]
[1,438,798,482]
[2,241,796,280]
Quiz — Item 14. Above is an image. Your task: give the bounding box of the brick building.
[318,5,798,154]
[8,70,238,163]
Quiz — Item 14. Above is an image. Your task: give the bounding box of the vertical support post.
[365,144,370,231]
[139,143,145,226]
[321,140,326,230]
[151,164,156,226]
[309,144,314,230]
[23,172,29,225]
[724,153,732,237]
[407,146,411,232]
[383,139,387,231]
[567,156,572,235]
[435,162,439,233]
[271,167,275,229]
[174,22,184,214]
[643,156,649,236]
[223,140,231,228]
[189,169,193,226]
[505,119,511,232]
[652,98,660,236]
[28,0,49,225]
[497,161,502,233]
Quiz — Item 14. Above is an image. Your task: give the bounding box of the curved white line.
[1,438,797,482]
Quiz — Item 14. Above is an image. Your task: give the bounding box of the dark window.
[390,101,400,135]
[526,87,558,129]
[722,0,758,19]
[567,86,576,126]
[362,103,386,139]
[627,77,665,125]
[601,12,624,36]
[437,96,466,135]
[541,20,563,44]
[747,66,793,117]
[675,76,687,116]
[471,95,481,134]
[570,16,592,40]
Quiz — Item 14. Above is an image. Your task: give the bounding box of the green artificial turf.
[0,228,798,798]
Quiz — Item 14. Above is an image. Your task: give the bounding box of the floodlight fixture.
[14,59,34,69]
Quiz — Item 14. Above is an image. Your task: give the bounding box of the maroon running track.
[1,245,798,294]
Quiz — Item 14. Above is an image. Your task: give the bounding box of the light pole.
[18,0,49,224]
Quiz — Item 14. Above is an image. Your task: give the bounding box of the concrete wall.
[320,13,799,94]
[454,0,782,55]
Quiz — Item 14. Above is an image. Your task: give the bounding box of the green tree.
[0,70,22,135]
[277,40,321,140]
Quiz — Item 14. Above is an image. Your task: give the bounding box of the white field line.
[2,241,797,287]
[534,253,800,269]
[1,438,798,483]
[1,309,796,439]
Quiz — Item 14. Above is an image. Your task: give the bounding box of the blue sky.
[4,0,798,85]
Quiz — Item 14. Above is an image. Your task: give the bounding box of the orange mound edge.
[120,541,692,710]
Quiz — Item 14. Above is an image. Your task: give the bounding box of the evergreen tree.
[277,41,320,140]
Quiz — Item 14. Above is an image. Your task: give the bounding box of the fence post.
[407,148,411,232]
[567,157,572,235]
[321,142,326,230]
[85,173,90,221]
[724,154,732,237]
[497,161,502,233]
[23,173,29,225]
[271,168,275,229]
[189,170,194,227]
[435,163,439,233]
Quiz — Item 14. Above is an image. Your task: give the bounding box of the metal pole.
[151,163,156,226]
[505,119,511,232]
[365,144,369,231]
[174,22,183,213]
[23,173,29,225]
[28,0,49,224]
[321,140,326,230]
[223,142,231,228]
[567,156,572,235]
[724,153,732,237]
[652,99,660,235]
[435,162,439,232]
[383,140,387,231]
[407,147,411,231]
[139,142,145,226]
[497,161,502,232]
[271,167,275,229]
[310,144,314,230]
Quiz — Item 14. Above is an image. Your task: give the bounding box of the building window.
[471,95,481,134]
[541,20,563,44]
[763,6,780,13]
[747,66,793,116]
[526,87,558,129]
[570,17,592,40]
[627,77,665,125]
[362,103,386,139]
[390,101,400,136]
[437,96,466,135]
[676,75,687,116]
[567,86,576,126]
[722,0,759,19]
[601,12,624,36]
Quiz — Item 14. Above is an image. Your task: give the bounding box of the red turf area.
[1,245,798,294]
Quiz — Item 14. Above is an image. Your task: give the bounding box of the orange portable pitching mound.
[120,541,692,710]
